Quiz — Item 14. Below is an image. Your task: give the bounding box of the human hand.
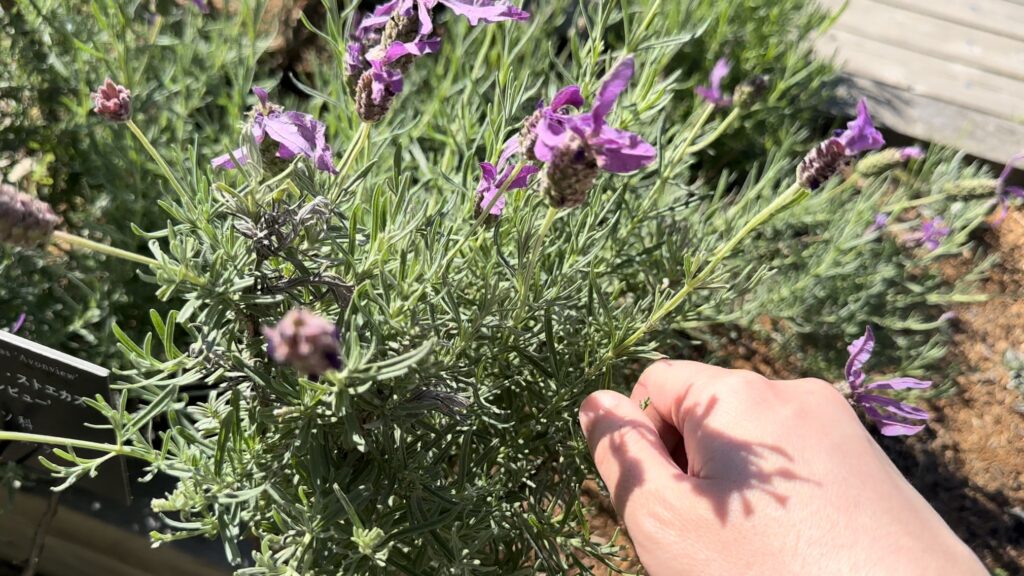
[579,360,986,575]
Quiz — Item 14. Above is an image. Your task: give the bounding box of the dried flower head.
[212,87,338,174]
[695,58,733,108]
[356,61,404,123]
[262,308,342,377]
[91,78,132,123]
[844,326,931,436]
[0,184,61,248]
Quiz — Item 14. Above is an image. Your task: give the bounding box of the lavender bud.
[0,184,61,248]
[944,178,998,198]
[797,138,847,190]
[542,135,599,209]
[732,74,770,109]
[854,149,905,178]
[90,78,132,123]
[262,308,342,377]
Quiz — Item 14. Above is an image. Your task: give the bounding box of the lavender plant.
[0,0,1007,574]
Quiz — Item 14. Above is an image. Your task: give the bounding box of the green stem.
[51,230,205,285]
[629,0,664,51]
[0,431,147,459]
[516,205,559,318]
[399,163,527,312]
[683,107,742,155]
[125,120,190,201]
[606,181,806,360]
[337,123,371,182]
[673,104,717,166]
[433,162,527,277]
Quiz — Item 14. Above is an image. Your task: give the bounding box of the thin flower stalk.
[604,180,807,364]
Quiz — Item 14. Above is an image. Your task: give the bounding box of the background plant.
[0,0,1004,574]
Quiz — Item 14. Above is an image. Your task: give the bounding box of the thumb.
[579,390,694,524]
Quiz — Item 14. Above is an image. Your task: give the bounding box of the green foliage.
[0,0,269,363]
[0,0,1004,574]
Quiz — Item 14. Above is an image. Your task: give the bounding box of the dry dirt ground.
[578,213,1024,575]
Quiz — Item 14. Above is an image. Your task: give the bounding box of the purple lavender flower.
[359,0,529,37]
[503,86,585,162]
[797,99,885,189]
[994,152,1024,224]
[212,87,338,174]
[192,0,210,13]
[263,308,342,377]
[844,326,931,436]
[868,212,889,233]
[9,313,26,334]
[695,58,732,108]
[475,147,540,217]
[91,78,132,123]
[534,57,657,174]
[913,217,949,251]
[527,57,656,208]
[836,99,885,156]
[897,146,925,161]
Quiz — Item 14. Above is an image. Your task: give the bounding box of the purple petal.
[869,212,889,233]
[845,326,874,390]
[479,161,498,183]
[498,136,521,169]
[898,146,925,161]
[859,401,928,436]
[10,313,26,334]
[252,86,269,106]
[383,36,442,62]
[866,377,932,391]
[437,0,530,27]
[192,0,210,14]
[1006,185,1024,199]
[709,58,731,91]
[212,147,250,169]
[549,86,585,111]
[836,99,885,156]
[416,0,434,35]
[369,60,404,103]
[859,394,930,420]
[359,1,400,33]
[998,151,1023,183]
[589,124,657,174]
[533,115,575,163]
[695,86,732,108]
[695,58,732,108]
[497,163,539,190]
[265,113,316,158]
[591,57,635,128]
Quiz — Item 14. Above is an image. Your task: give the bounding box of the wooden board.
[818,0,1024,81]
[830,75,1024,164]
[817,29,1024,121]
[876,0,1024,43]
[814,0,1024,164]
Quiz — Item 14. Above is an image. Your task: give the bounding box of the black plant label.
[0,330,128,502]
